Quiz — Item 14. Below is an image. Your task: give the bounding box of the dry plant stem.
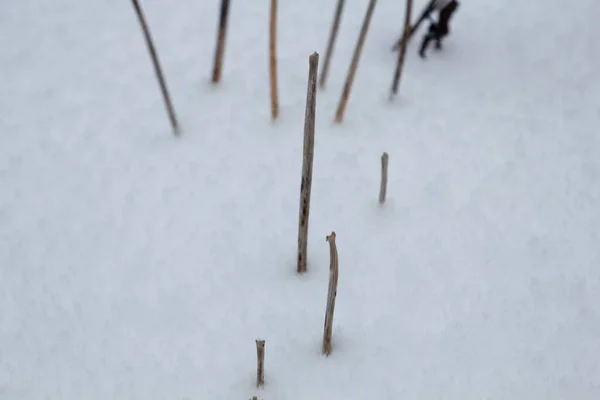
[390,0,413,97]
[211,0,231,83]
[131,0,179,135]
[269,0,279,120]
[297,53,319,274]
[322,231,339,356]
[334,0,377,123]
[379,152,389,204]
[256,340,265,387]
[319,0,346,89]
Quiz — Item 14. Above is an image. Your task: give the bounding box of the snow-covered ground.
[2,0,599,398]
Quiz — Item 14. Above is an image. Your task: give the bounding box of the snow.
[1,0,599,398]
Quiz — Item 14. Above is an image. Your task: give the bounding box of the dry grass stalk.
[255,339,265,387]
[322,231,339,356]
[334,0,377,123]
[390,0,413,98]
[297,52,319,274]
[131,0,179,135]
[211,0,231,84]
[269,0,279,120]
[319,0,346,89]
[379,152,389,204]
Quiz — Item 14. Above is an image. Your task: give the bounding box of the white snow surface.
[2,0,600,398]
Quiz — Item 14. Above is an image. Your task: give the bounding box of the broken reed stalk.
[211,0,231,83]
[269,0,279,120]
[319,0,346,89]
[255,339,265,387]
[390,0,412,100]
[322,232,339,356]
[334,0,377,123]
[390,0,413,98]
[379,152,389,204]
[130,0,179,136]
[297,52,319,274]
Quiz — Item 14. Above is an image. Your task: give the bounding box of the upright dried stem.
[319,0,345,89]
[297,53,319,274]
[131,0,179,135]
[255,339,265,387]
[334,0,377,123]
[322,232,339,356]
[379,152,389,204]
[211,0,231,83]
[390,0,413,98]
[269,0,279,120]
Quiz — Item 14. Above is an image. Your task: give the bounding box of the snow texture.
[1,0,599,398]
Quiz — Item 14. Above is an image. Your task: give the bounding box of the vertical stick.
[269,0,279,120]
[131,0,179,135]
[390,0,413,98]
[334,0,377,124]
[297,53,319,274]
[211,0,231,84]
[379,152,389,204]
[255,339,265,387]
[322,232,339,356]
[319,0,345,90]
